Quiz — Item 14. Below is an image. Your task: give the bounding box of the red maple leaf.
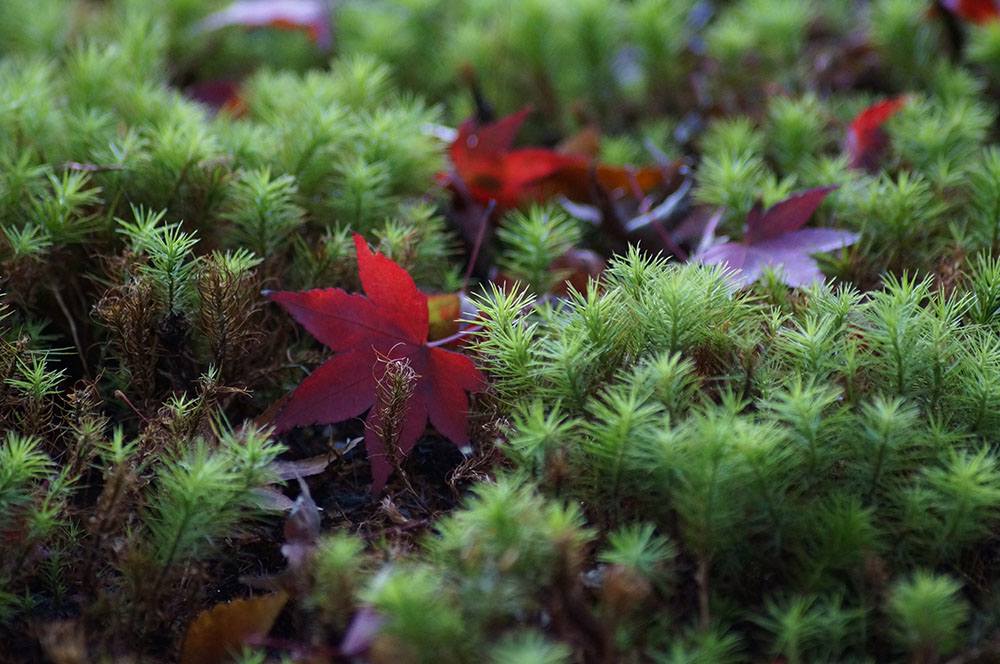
[447,108,669,210]
[449,108,578,210]
[941,0,1000,23]
[845,97,907,172]
[267,235,484,494]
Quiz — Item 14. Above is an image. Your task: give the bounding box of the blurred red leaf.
[266,235,484,495]
[180,593,288,664]
[694,186,858,288]
[448,109,667,210]
[192,0,332,50]
[845,97,906,171]
[449,108,577,209]
[941,0,1000,23]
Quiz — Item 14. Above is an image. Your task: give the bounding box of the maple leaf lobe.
[352,233,427,343]
[745,185,839,245]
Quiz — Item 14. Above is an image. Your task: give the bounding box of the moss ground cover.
[6,0,1000,662]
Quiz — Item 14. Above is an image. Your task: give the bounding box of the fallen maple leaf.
[845,97,906,172]
[449,108,577,210]
[192,0,332,50]
[448,108,668,210]
[941,0,1000,23]
[693,186,858,288]
[267,235,484,494]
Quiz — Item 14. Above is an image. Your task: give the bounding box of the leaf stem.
[462,199,496,291]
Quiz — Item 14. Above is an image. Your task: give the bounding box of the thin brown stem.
[50,284,87,375]
[696,556,711,631]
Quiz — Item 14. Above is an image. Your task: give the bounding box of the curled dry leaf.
[250,486,296,511]
[556,125,602,158]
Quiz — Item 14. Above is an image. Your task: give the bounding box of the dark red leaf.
[941,0,1000,23]
[186,80,247,117]
[845,97,906,171]
[354,234,428,343]
[744,185,839,245]
[456,107,532,160]
[268,350,378,431]
[267,235,484,495]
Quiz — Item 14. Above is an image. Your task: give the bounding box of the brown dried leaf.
[556,126,602,158]
[180,592,288,664]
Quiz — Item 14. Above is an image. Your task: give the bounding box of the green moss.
[5,1,1000,662]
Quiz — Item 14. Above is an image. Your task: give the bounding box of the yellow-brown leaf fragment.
[180,592,289,664]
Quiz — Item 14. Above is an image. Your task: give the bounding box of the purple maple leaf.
[693,186,858,288]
